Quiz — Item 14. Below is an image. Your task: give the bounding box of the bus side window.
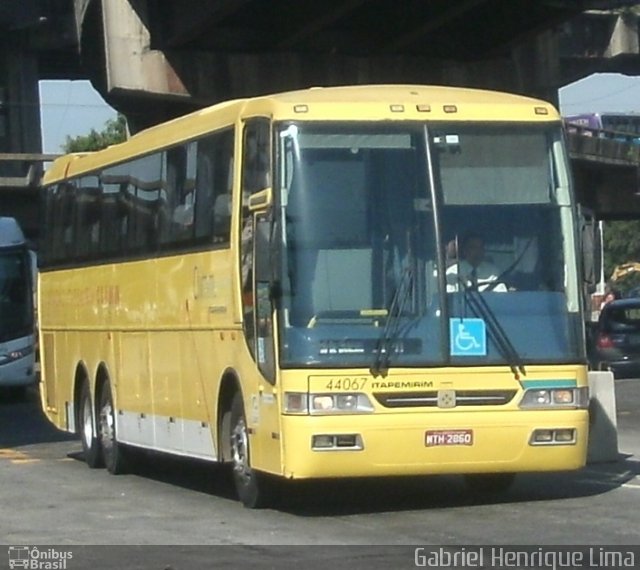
[243,122,270,194]
[75,175,101,259]
[161,145,193,245]
[100,166,123,257]
[195,128,234,244]
[174,144,197,241]
[42,184,57,265]
[51,182,75,262]
[240,119,271,359]
[133,153,164,252]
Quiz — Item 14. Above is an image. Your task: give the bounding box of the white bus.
[0,217,36,395]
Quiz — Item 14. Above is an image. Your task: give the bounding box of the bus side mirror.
[248,187,272,212]
[580,209,600,293]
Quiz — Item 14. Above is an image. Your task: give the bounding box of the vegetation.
[62,115,127,153]
[603,220,640,292]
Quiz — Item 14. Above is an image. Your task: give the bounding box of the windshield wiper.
[457,276,526,380]
[371,266,414,376]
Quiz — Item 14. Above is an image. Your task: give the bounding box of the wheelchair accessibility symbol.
[450,318,487,356]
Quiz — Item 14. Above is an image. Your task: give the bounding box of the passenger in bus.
[446,234,507,292]
[445,239,457,268]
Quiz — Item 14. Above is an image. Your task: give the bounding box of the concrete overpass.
[568,126,640,220]
[6,0,640,129]
[67,0,640,129]
[3,0,640,239]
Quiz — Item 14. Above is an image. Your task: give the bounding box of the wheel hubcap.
[82,398,93,446]
[231,416,251,484]
[99,399,115,454]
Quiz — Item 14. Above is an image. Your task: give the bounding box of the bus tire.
[229,391,270,508]
[464,473,515,494]
[78,381,104,469]
[98,381,128,475]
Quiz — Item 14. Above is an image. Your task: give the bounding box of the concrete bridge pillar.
[0,44,42,240]
[604,10,639,57]
[0,46,42,160]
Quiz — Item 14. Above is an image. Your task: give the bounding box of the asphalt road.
[1,380,639,568]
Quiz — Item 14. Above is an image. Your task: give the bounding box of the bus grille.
[373,390,518,408]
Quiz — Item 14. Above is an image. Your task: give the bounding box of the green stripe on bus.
[521,379,577,389]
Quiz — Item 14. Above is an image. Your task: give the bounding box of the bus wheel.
[230,392,270,508]
[464,473,515,495]
[78,382,104,468]
[98,382,128,475]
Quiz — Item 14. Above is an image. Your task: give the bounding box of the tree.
[603,220,640,292]
[62,115,127,153]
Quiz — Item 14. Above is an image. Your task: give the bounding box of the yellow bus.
[39,85,590,508]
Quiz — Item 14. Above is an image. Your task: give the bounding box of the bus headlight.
[519,387,588,409]
[283,392,308,414]
[311,393,373,414]
[0,345,33,364]
[284,392,374,415]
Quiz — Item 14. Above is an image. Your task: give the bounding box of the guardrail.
[564,123,640,166]
[0,153,60,188]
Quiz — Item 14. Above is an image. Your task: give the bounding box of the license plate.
[425,429,473,447]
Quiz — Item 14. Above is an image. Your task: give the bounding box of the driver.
[446,234,507,292]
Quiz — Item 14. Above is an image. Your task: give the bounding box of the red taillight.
[597,334,614,349]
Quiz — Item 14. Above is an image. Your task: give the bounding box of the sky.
[39,80,117,154]
[559,72,640,116]
[38,73,640,153]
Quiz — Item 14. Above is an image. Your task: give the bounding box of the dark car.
[589,298,640,378]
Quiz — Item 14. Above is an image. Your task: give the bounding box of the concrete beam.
[380,0,487,53]
[73,0,92,45]
[157,0,254,48]
[101,0,189,100]
[94,0,575,116]
[99,26,564,123]
[276,0,370,50]
[605,10,639,56]
[559,9,640,82]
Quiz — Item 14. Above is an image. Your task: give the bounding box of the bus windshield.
[0,249,33,343]
[275,121,584,369]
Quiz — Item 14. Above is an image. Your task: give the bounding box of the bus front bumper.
[0,352,36,387]
[277,409,589,479]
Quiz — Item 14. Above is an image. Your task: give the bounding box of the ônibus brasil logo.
[8,547,72,570]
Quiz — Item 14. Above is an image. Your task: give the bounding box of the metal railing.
[0,153,60,188]
[564,123,640,166]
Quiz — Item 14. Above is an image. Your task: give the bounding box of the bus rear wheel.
[464,473,515,495]
[98,382,129,475]
[78,382,103,468]
[229,392,271,508]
